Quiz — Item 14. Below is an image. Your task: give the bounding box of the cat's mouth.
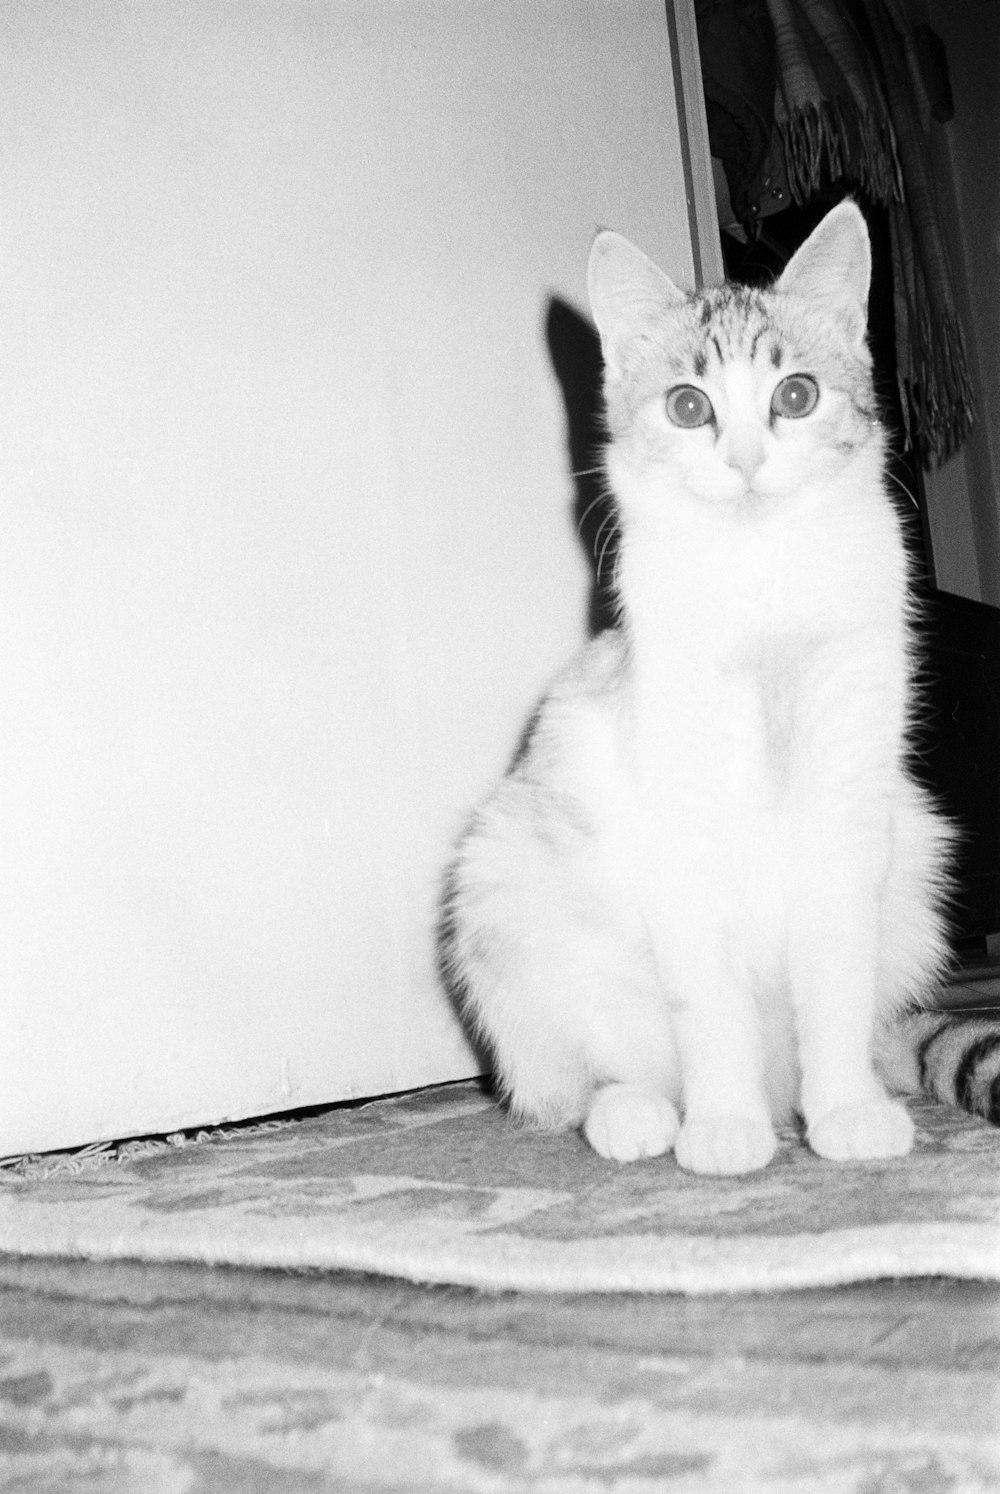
[705,467,774,513]
[721,481,771,514]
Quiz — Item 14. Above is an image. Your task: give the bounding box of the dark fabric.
[695,0,778,230]
[859,0,974,462]
[695,0,974,463]
[767,0,901,201]
[762,0,974,464]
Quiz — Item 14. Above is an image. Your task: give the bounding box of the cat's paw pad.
[583,1084,679,1163]
[675,1114,777,1176]
[808,1098,914,1161]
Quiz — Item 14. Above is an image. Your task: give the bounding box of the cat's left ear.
[776,199,872,345]
[587,231,688,376]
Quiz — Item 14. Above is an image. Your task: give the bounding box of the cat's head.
[587,201,882,519]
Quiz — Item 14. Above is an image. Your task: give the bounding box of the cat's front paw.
[808,1098,914,1162]
[675,1114,777,1175]
[583,1084,679,1163]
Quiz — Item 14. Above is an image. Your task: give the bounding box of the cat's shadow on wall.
[545,297,618,637]
[436,300,615,1082]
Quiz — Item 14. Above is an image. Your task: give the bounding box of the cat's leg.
[457,940,593,1132]
[450,805,680,1154]
[671,985,778,1176]
[577,954,683,1161]
[788,808,914,1162]
[782,640,920,1161]
[632,677,780,1175]
[474,941,681,1160]
[642,862,778,1175]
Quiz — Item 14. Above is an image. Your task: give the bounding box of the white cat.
[444,201,986,1176]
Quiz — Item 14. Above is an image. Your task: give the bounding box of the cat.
[443,200,1000,1175]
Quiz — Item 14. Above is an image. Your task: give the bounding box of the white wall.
[0,1,700,1155]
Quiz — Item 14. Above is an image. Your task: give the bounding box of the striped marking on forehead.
[688,286,786,375]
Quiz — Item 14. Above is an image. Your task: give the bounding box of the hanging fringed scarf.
[764,0,975,465]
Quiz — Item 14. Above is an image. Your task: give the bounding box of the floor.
[3,991,999,1489]
[0,1255,997,1491]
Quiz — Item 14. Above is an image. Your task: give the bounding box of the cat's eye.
[771,374,819,419]
[665,385,714,429]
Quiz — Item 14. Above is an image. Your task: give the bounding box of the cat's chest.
[622,502,855,647]
[625,623,820,822]
[618,497,904,805]
[732,638,811,793]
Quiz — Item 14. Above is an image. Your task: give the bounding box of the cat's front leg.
[644,881,777,1175]
[673,1027,778,1177]
[789,832,914,1162]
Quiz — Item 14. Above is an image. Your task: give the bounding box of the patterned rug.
[1,1082,998,1295]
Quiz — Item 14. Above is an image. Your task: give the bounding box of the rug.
[1,1083,998,1295]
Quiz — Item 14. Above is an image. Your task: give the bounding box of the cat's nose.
[720,424,765,482]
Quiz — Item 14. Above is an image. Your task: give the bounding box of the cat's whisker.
[886,470,920,512]
[591,510,615,542]
[595,525,618,585]
[591,513,617,563]
[576,492,612,534]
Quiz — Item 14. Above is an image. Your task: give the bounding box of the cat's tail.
[880,1008,1000,1125]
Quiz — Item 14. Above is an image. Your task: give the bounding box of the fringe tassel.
[907,312,977,466]
[777,101,901,207]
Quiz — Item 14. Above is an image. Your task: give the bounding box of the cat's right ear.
[587,231,687,377]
